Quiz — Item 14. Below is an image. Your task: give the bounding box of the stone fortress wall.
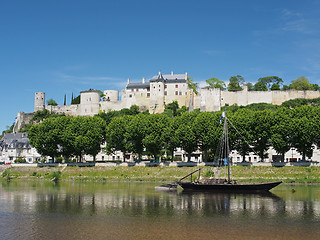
[16,72,320,129]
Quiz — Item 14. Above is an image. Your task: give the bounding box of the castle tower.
[34,92,45,112]
[80,90,101,116]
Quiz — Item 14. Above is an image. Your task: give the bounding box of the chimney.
[171,71,173,76]
[142,77,145,84]
[185,72,188,80]
[127,78,130,85]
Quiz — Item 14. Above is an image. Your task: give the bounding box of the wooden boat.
[178,112,282,193]
[178,175,282,192]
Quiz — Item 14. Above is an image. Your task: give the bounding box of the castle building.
[27,71,320,119]
[5,71,319,164]
[12,71,320,132]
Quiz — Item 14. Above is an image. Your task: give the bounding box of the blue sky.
[1,0,320,133]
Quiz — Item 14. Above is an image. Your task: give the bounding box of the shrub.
[48,171,62,183]
[2,169,11,182]
[14,158,26,163]
[56,157,63,163]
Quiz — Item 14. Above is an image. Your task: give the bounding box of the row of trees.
[206,75,320,92]
[28,116,106,162]
[27,102,320,163]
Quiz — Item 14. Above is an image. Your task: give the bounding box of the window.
[129,94,132,98]
[164,91,167,96]
[136,89,139,92]
[175,84,178,88]
[179,91,182,95]
[147,87,150,91]
[147,93,150,98]
[164,84,167,89]
[175,91,178,95]
[131,89,134,92]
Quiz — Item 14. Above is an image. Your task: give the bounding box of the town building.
[0,133,42,163]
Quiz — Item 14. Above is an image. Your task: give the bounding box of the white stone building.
[14,71,320,126]
[0,133,42,164]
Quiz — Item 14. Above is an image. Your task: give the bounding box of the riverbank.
[1,165,320,183]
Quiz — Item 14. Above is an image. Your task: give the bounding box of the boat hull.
[178,181,282,193]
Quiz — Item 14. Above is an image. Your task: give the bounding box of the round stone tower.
[34,92,45,112]
[80,90,101,116]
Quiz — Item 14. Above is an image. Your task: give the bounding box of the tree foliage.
[47,99,58,106]
[205,77,226,90]
[26,96,320,164]
[187,76,198,94]
[228,75,245,91]
[289,76,314,90]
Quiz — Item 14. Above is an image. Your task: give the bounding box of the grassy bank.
[1,166,320,183]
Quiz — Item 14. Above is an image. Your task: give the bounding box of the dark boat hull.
[178,181,282,193]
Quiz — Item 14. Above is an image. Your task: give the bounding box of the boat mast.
[224,115,231,183]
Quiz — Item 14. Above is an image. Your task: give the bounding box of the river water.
[0,181,319,240]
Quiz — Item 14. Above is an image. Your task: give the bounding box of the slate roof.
[126,82,150,89]
[0,133,31,151]
[150,73,186,83]
[126,73,187,89]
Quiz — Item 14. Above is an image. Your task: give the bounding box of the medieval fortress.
[15,72,320,130]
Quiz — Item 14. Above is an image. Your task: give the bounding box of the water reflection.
[1,182,320,220]
[1,182,320,240]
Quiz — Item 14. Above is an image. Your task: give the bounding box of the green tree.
[228,75,245,91]
[253,81,268,91]
[163,101,180,117]
[193,112,221,162]
[281,98,308,108]
[71,95,80,104]
[205,77,226,90]
[257,76,283,90]
[187,76,198,94]
[143,114,169,161]
[270,83,280,90]
[245,82,254,91]
[162,118,180,160]
[105,116,132,162]
[270,107,293,161]
[175,112,199,161]
[228,109,254,162]
[129,105,140,115]
[289,76,313,90]
[282,85,289,90]
[126,114,147,160]
[251,110,273,161]
[47,99,58,106]
[290,106,317,161]
[60,116,106,162]
[312,84,320,91]
[28,118,61,162]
